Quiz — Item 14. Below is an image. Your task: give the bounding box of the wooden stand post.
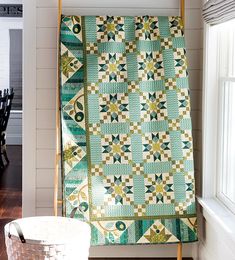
[180,0,185,26]
[178,2,184,258]
[177,243,182,260]
[54,0,62,217]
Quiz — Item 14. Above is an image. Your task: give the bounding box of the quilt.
[60,15,197,245]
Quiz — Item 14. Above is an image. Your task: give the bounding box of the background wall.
[199,217,235,259]
[24,0,203,258]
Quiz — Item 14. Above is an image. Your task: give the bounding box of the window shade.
[0,29,9,91]
[9,29,22,111]
[202,0,235,25]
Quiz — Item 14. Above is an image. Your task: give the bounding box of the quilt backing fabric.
[60,15,197,245]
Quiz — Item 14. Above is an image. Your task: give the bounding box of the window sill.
[198,197,235,247]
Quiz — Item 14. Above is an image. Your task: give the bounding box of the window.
[205,19,235,213]
[0,29,10,91]
[9,29,22,111]
[0,19,22,111]
[218,78,235,213]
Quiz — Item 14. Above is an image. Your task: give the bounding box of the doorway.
[0,3,23,259]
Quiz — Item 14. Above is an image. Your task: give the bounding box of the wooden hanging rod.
[55,0,186,28]
[54,0,62,217]
[180,0,185,27]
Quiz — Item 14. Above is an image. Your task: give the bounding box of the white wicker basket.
[4,216,91,260]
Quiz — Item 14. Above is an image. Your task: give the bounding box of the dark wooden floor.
[0,145,22,260]
[91,259,192,260]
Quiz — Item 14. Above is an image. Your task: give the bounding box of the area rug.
[60,15,197,245]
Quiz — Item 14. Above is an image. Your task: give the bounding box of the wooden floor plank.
[90,259,193,260]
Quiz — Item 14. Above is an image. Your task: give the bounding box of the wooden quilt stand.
[54,0,185,259]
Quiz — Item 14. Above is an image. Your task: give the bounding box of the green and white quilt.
[60,15,197,245]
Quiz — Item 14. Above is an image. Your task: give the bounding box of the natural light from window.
[216,19,235,213]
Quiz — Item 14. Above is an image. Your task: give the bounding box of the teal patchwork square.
[103,164,132,175]
[170,131,183,160]
[87,54,98,83]
[172,37,185,49]
[129,92,140,122]
[127,52,138,81]
[91,176,105,205]
[141,121,169,133]
[105,205,134,217]
[85,16,97,43]
[101,123,130,135]
[173,173,186,202]
[90,135,102,164]
[176,77,189,89]
[146,204,175,216]
[133,175,145,204]
[131,134,143,163]
[125,16,135,41]
[140,80,165,92]
[98,42,126,53]
[137,40,161,52]
[99,82,128,94]
[166,89,179,119]
[88,94,99,124]
[144,162,172,174]
[158,16,171,37]
[163,49,175,78]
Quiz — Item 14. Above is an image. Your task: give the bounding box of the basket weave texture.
[4,216,91,260]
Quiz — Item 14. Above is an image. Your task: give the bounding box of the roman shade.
[202,0,235,25]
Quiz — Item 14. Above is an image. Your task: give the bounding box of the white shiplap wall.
[26,0,203,257]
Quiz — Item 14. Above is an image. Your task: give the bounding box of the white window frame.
[200,19,235,249]
[217,77,235,214]
[203,20,235,213]
[202,23,219,199]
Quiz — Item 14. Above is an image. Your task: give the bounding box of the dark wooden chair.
[0,93,8,168]
[0,89,14,168]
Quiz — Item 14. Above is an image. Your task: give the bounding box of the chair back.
[0,89,14,132]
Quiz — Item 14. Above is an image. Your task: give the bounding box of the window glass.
[9,29,22,111]
[216,19,235,212]
[219,80,235,206]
